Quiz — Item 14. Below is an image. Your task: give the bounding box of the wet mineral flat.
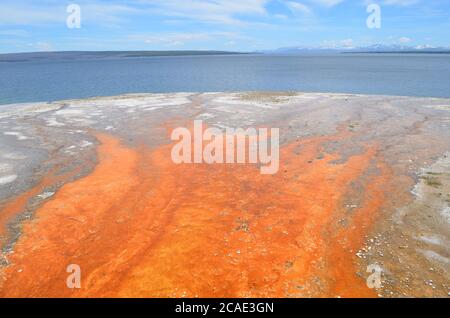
[0,92,449,297]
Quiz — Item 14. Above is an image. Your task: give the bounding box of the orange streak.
[0,166,81,251]
[0,130,389,298]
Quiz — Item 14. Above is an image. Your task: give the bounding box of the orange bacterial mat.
[0,129,390,298]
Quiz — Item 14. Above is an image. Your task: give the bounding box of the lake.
[1,53,449,105]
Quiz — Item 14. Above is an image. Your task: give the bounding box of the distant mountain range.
[259,44,450,54]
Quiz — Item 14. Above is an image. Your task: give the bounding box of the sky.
[0,0,449,53]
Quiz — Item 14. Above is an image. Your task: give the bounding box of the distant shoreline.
[2,50,449,63]
[0,50,249,63]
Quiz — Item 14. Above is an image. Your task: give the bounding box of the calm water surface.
[0,54,449,105]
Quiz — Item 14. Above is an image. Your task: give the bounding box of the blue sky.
[0,0,449,53]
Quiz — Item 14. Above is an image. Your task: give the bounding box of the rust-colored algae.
[0,166,82,251]
[0,130,390,298]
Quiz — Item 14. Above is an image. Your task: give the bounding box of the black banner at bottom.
[1,298,446,315]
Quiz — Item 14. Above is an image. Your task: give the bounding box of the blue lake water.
[0,53,449,105]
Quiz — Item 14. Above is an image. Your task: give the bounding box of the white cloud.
[81,4,141,27]
[286,2,312,14]
[306,0,344,7]
[321,38,354,49]
[129,31,250,47]
[0,29,30,37]
[383,0,419,6]
[35,41,54,52]
[0,2,140,27]
[0,4,64,25]
[140,33,211,46]
[141,0,271,25]
[274,14,289,19]
[415,44,436,50]
[399,37,412,43]
[340,38,354,48]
